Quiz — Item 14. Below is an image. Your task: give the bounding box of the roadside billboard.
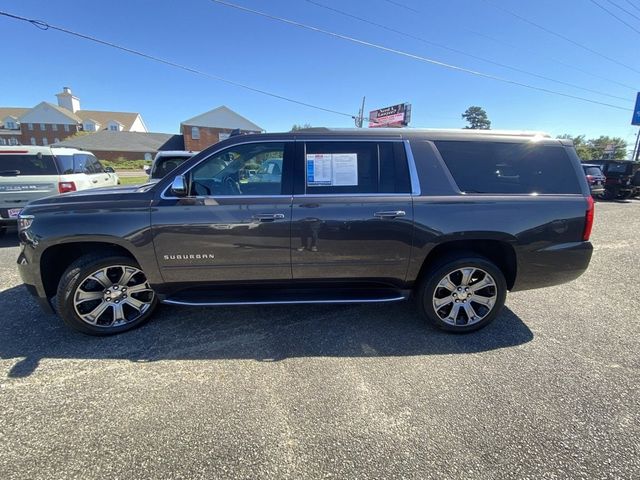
[369,103,411,128]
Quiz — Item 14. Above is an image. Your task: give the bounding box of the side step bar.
[162,287,411,307]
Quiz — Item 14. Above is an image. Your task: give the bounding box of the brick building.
[54,131,184,161]
[0,87,147,147]
[181,106,263,151]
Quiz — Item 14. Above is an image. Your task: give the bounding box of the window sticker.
[306,153,358,186]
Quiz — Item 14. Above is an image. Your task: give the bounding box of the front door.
[291,140,414,283]
[152,141,294,284]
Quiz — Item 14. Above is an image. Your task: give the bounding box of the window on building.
[0,138,6,145]
[64,124,70,132]
[52,124,58,131]
[84,123,95,132]
[191,126,200,140]
[9,138,18,145]
[30,137,36,145]
[144,153,152,161]
[42,137,48,146]
[5,120,16,129]
[28,123,33,131]
[109,124,118,131]
[40,123,46,131]
[54,138,60,144]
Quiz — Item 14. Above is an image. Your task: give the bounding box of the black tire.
[417,254,507,333]
[602,188,616,200]
[56,254,157,336]
[617,190,633,200]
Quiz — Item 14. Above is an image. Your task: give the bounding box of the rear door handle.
[253,213,286,222]
[374,210,406,219]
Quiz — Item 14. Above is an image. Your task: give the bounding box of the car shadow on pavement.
[0,284,533,378]
[0,231,19,248]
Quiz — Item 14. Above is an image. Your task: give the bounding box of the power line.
[606,0,640,21]
[208,0,631,111]
[0,10,360,122]
[379,0,421,14]
[481,0,640,75]
[303,0,630,102]
[377,0,638,91]
[623,0,640,14]
[589,0,640,34]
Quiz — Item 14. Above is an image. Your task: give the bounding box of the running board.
[162,286,410,307]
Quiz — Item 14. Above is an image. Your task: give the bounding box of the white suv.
[0,146,119,234]
[145,150,198,183]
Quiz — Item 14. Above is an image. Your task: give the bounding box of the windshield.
[151,156,191,179]
[0,153,58,176]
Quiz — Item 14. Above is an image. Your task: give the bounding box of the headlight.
[18,214,34,231]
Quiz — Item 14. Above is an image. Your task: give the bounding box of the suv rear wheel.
[56,254,157,335]
[418,255,507,332]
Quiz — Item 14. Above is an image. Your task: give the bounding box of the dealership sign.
[369,103,411,128]
[632,92,640,126]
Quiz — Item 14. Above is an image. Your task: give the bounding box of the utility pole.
[355,96,366,128]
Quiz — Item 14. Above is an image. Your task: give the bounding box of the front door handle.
[92,179,98,184]
[253,213,286,222]
[374,210,406,219]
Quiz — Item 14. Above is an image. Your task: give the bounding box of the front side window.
[191,126,200,140]
[190,142,286,196]
[435,141,582,195]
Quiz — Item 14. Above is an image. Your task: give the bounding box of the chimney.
[56,86,80,113]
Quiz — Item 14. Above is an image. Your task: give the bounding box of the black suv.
[17,129,594,335]
[588,160,637,199]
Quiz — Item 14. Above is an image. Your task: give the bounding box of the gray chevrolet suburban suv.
[17,129,594,335]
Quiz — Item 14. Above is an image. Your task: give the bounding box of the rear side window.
[435,141,581,194]
[0,154,58,176]
[605,163,632,174]
[304,141,410,194]
[56,154,104,174]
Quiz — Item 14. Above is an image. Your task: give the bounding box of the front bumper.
[17,247,54,314]
[511,241,593,292]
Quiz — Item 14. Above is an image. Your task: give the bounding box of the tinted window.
[0,154,58,176]
[304,141,410,194]
[151,156,191,179]
[583,166,603,176]
[190,142,286,196]
[435,141,581,194]
[55,154,102,174]
[605,162,632,174]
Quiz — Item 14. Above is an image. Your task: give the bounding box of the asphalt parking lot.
[0,200,638,480]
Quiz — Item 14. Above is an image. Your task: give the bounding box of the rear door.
[291,140,414,282]
[0,149,60,219]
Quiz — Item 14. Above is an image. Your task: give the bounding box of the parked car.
[587,160,636,199]
[17,129,594,336]
[146,151,197,183]
[0,146,118,235]
[581,163,606,196]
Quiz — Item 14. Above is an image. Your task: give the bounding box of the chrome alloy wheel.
[432,267,498,327]
[73,265,155,328]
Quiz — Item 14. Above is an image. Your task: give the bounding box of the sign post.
[633,93,640,161]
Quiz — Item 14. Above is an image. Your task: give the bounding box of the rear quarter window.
[434,141,581,194]
[0,154,58,176]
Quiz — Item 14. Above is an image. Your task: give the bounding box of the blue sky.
[1,0,639,151]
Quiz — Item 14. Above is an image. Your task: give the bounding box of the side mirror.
[104,166,115,173]
[171,175,188,197]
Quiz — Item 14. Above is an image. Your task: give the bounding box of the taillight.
[583,196,594,241]
[58,181,76,194]
[585,175,593,182]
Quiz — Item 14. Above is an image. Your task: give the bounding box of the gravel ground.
[0,200,638,479]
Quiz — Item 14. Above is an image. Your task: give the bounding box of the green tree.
[557,134,628,160]
[462,106,491,129]
[290,123,313,131]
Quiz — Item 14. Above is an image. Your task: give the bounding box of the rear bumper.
[511,241,593,292]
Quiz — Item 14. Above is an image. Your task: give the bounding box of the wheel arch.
[415,238,517,290]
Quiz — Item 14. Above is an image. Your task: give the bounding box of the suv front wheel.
[56,254,157,335]
[418,255,507,332]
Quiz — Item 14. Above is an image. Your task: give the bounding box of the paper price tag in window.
[306,154,332,186]
[332,153,358,186]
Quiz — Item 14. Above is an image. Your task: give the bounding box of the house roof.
[75,110,140,130]
[0,107,29,121]
[53,131,184,152]
[181,105,263,131]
